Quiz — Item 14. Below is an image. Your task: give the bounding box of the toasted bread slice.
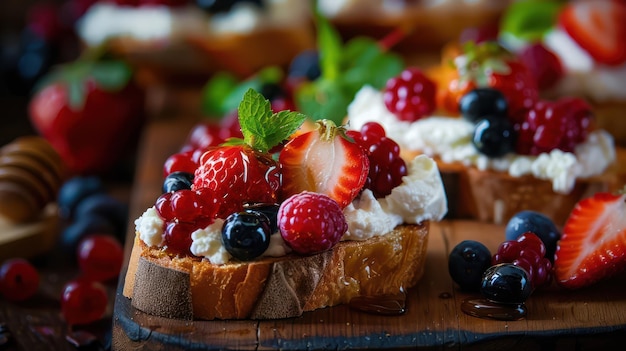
[123,222,429,320]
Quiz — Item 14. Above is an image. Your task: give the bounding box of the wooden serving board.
[111,117,626,350]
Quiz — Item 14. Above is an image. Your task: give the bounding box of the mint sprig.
[237,89,307,153]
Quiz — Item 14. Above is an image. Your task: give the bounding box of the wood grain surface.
[111,117,626,350]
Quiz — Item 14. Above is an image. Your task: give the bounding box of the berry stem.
[316,119,340,142]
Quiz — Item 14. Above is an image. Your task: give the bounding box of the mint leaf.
[90,60,132,91]
[500,0,563,42]
[238,89,307,152]
[295,80,350,125]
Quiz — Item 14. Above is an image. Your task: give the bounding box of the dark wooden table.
[111,117,626,351]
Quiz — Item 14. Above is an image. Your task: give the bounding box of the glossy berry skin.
[383,68,437,122]
[481,263,532,304]
[505,210,561,261]
[222,211,271,261]
[0,258,40,302]
[77,235,124,282]
[193,145,281,219]
[163,171,194,193]
[163,150,200,177]
[183,120,242,152]
[61,279,108,326]
[459,88,508,124]
[57,176,105,220]
[59,214,118,255]
[243,203,280,233]
[448,240,492,291]
[518,43,564,90]
[346,122,407,198]
[73,193,129,234]
[492,232,553,289]
[278,192,347,255]
[512,97,592,155]
[472,115,516,158]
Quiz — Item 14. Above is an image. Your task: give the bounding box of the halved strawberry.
[279,120,369,208]
[559,0,626,66]
[554,192,626,289]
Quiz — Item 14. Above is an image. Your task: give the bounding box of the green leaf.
[295,80,350,125]
[67,78,86,111]
[316,11,342,81]
[238,89,307,152]
[90,60,133,91]
[500,0,563,42]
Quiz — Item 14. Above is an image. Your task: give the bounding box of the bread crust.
[123,222,430,320]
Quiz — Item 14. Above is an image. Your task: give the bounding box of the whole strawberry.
[279,119,369,208]
[192,89,307,219]
[278,191,347,255]
[28,59,145,175]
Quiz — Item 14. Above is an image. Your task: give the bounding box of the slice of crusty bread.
[123,222,429,320]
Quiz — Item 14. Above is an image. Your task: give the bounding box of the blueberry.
[459,88,508,123]
[73,193,128,236]
[196,0,264,14]
[448,240,492,291]
[288,49,321,81]
[505,210,561,261]
[480,263,532,304]
[259,82,287,102]
[162,171,194,193]
[243,203,280,233]
[472,115,516,158]
[59,214,117,256]
[222,211,271,261]
[57,176,106,220]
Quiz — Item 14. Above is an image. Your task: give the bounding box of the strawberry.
[559,0,626,66]
[279,119,369,208]
[192,89,307,219]
[438,41,539,115]
[28,59,145,175]
[554,192,626,290]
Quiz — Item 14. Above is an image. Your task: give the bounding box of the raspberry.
[492,232,553,289]
[347,122,407,198]
[278,192,347,255]
[512,97,592,155]
[518,43,564,90]
[383,68,437,122]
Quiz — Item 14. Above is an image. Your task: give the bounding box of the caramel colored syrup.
[461,298,527,321]
[349,290,407,315]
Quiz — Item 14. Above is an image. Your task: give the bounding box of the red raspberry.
[278,192,347,255]
[347,122,407,198]
[513,97,592,155]
[383,68,437,122]
[488,60,539,114]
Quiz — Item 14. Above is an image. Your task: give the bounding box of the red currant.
[61,279,108,326]
[164,221,197,255]
[383,68,437,122]
[492,232,553,289]
[163,151,198,177]
[347,122,407,198]
[0,258,39,302]
[77,235,124,282]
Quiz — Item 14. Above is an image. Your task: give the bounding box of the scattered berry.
[472,115,516,158]
[280,119,369,208]
[448,240,492,291]
[59,214,118,255]
[459,88,508,123]
[61,279,108,326]
[481,263,532,304]
[73,193,128,234]
[222,211,272,261]
[492,232,553,289]
[57,176,105,220]
[162,171,194,193]
[346,122,407,198]
[278,192,347,255]
[554,192,626,289]
[77,235,124,282]
[0,258,39,302]
[383,68,437,122]
[505,210,561,261]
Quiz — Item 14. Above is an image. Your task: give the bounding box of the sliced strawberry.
[559,0,626,66]
[554,192,626,289]
[279,120,369,208]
